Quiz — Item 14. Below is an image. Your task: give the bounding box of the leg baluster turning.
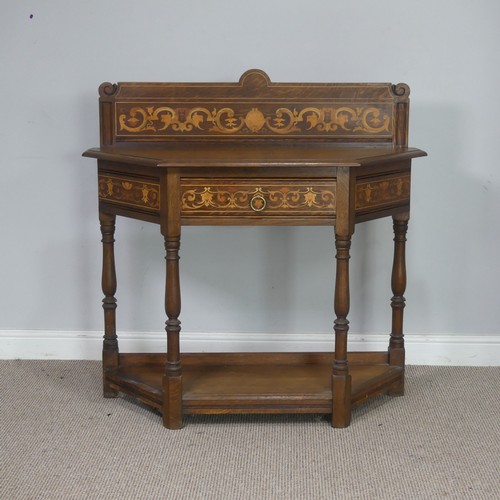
[332,233,352,428]
[162,236,183,429]
[99,212,119,398]
[388,214,409,396]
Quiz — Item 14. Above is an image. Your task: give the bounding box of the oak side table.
[83,69,426,429]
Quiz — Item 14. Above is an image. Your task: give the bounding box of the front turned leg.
[162,236,183,429]
[388,213,409,396]
[99,212,119,398]
[332,233,352,428]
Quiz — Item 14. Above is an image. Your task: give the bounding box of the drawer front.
[181,179,336,218]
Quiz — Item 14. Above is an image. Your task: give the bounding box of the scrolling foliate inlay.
[355,174,410,210]
[98,175,160,211]
[181,182,336,214]
[117,104,392,137]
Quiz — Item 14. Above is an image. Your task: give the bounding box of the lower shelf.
[106,351,402,415]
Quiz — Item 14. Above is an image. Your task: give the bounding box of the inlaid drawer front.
[98,174,160,211]
[355,173,410,211]
[181,179,336,217]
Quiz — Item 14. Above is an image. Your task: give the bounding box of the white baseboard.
[0,330,499,366]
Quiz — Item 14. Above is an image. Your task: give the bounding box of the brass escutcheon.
[250,194,266,212]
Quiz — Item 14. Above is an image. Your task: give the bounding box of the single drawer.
[181,179,336,218]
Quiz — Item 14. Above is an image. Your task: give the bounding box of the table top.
[83,142,426,169]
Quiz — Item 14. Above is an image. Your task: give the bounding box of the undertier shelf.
[106,352,402,414]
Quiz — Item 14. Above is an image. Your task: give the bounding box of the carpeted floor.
[0,361,498,499]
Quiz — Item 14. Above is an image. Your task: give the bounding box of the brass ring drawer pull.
[250,194,266,212]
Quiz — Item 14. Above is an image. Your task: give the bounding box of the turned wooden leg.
[99,212,119,398]
[162,236,183,429]
[332,232,352,428]
[388,213,409,396]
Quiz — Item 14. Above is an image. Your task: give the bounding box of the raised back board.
[98,69,410,146]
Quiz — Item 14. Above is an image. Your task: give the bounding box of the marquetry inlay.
[355,174,410,210]
[116,104,393,139]
[181,180,336,216]
[98,175,160,210]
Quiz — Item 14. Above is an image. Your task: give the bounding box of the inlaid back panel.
[99,69,410,146]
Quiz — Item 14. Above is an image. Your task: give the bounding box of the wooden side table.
[83,70,426,429]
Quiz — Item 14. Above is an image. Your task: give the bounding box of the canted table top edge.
[83,143,426,168]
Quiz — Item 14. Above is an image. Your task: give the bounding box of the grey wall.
[1,0,499,338]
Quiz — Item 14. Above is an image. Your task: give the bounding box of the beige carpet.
[0,361,498,499]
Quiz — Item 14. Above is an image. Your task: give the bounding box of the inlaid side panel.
[98,174,160,211]
[181,179,336,218]
[355,173,410,211]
